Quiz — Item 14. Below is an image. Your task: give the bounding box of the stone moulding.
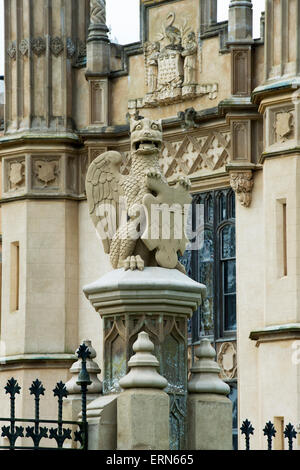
[8,37,80,59]
[250,324,300,345]
[217,341,237,380]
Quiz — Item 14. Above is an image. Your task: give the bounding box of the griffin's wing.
[86,151,123,254]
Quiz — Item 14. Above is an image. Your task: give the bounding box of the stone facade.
[0,0,300,450]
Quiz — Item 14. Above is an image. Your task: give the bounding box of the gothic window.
[181,188,236,343]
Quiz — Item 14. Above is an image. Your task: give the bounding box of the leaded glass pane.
[224,260,236,294]
[206,195,213,223]
[230,191,236,219]
[224,295,236,331]
[219,192,226,221]
[221,225,235,259]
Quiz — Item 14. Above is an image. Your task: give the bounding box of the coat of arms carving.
[9,162,25,190]
[275,111,294,143]
[128,12,218,111]
[34,160,59,187]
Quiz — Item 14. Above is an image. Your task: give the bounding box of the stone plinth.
[83,267,206,450]
[117,332,169,450]
[118,389,169,450]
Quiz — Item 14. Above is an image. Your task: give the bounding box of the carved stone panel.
[231,120,251,162]
[159,131,231,181]
[131,12,218,110]
[4,158,26,193]
[274,111,294,143]
[266,105,296,149]
[89,80,108,126]
[32,157,60,190]
[231,47,251,96]
[217,341,237,380]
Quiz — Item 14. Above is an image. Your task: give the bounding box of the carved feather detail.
[86,151,123,255]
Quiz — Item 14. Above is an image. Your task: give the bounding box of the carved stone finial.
[65,340,102,395]
[119,332,168,389]
[88,0,109,42]
[90,0,106,24]
[188,338,230,395]
[230,170,254,207]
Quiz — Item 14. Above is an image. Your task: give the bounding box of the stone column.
[86,0,110,127]
[187,339,232,450]
[228,0,253,43]
[117,332,169,450]
[200,0,217,35]
[83,267,206,450]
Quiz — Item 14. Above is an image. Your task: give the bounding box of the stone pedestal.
[118,389,169,450]
[117,332,169,450]
[86,395,118,450]
[83,267,206,450]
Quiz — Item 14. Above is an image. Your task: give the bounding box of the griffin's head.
[130,117,163,155]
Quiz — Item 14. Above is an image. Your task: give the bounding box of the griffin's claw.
[130,256,136,271]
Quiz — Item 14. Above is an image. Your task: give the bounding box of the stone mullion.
[16,0,23,130]
[280,0,287,77]
[296,0,300,75]
[23,0,33,129]
[61,0,67,130]
[45,0,52,128]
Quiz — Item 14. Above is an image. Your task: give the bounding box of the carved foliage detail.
[7,41,17,60]
[31,37,46,56]
[217,342,237,380]
[50,37,64,57]
[230,170,254,208]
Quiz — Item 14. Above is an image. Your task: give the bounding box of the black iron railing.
[0,343,91,450]
[241,419,298,450]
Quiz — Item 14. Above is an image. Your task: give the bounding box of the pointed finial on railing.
[240,419,254,450]
[263,421,276,450]
[284,423,297,451]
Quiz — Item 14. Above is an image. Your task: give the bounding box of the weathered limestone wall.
[78,200,111,368]
[236,169,264,450]
[1,199,78,355]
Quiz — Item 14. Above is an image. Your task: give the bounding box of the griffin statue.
[86,117,192,272]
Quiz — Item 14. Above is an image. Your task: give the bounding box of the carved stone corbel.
[229,169,254,208]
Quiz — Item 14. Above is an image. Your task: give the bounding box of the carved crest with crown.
[128,12,218,112]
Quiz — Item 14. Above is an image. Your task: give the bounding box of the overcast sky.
[0,0,264,75]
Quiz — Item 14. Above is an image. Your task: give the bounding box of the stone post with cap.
[187,338,233,450]
[117,331,169,450]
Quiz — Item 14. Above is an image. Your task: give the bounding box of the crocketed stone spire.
[119,332,168,389]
